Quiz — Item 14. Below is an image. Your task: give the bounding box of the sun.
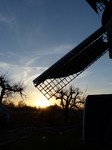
[37,99,50,108]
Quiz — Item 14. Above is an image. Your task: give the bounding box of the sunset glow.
[37,99,50,108]
[1,1,112,107]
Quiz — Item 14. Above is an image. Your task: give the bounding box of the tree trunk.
[64,108,69,125]
[0,87,5,104]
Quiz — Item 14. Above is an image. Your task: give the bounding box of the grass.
[1,129,111,150]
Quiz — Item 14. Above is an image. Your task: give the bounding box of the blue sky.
[0,0,112,107]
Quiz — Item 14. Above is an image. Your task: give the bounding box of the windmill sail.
[50,37,108,78]
[86,0,108,14]
[33,27,108,100]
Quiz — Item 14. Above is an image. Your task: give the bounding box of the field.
[1,129,111,150]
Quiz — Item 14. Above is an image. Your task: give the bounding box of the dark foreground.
[0,129,111,150]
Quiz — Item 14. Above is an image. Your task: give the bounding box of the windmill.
[33,0,112,144]
[33,0,111,101]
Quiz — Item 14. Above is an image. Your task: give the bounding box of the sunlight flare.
[37,98,50,108]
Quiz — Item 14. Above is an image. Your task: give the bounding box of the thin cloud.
[0,60,47,85]
[107,82,112,85]
[75,70,94,80]
[0,4,21,43]
[41,44,76,56]
[31,44,76,58]
[19,44,76,68]
[26,56,40,66]
[0,52,10,58]
[0,53,5,56]
[7,51,17,57]
[0,62,9,69]
[0,14,13,23]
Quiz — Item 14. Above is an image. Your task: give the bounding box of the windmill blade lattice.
[33,27,108,100]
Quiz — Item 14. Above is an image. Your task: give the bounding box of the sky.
[0,0,112,107]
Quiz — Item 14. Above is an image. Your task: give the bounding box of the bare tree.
[0,74,26,104]
[17,100,26,108]
[54,85,86,124]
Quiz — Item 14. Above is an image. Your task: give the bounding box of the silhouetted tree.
[55,85,86,124]
[0,74,26,104]
[17,100,26,108]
